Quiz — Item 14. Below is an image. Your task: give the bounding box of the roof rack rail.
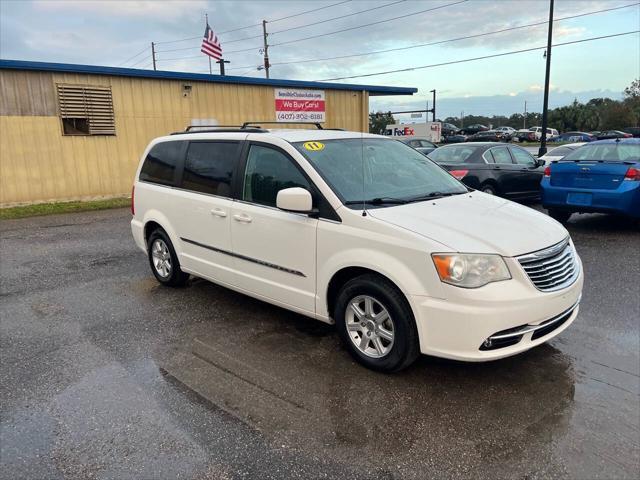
[185,124,241,131]
[173,125,267,135]
[241,121,324,130]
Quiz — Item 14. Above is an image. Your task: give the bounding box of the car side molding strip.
[180,237,306,278]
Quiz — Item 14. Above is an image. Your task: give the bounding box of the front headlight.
[431,253,511,288]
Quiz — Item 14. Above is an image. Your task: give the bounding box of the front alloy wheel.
[345,295,395,358]
[334,273,420,372]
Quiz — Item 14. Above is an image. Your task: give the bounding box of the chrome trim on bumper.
[488,294,581,341]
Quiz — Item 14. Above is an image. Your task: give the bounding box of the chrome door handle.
[210,208,227,218]
[233,213,252,223]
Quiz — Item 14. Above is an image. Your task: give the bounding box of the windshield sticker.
[303,141,325,151]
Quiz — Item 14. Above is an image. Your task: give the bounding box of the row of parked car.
[401,137,639,222]
[440,123,638,144]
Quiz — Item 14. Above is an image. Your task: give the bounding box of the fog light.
[483,338,492,348]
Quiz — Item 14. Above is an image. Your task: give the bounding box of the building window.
[57,84,115,135]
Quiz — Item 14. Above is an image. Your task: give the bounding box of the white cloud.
[33,0,207,19]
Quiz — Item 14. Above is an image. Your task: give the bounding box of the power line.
[271,0,470,47]
[193,1,401,47]
[269,0,352,23]
[270,2,639,67]
[270,0,406,35]
[153,0,353,46]
[129,55,151,68]
[316,31,639,81]
[119,45,150,66]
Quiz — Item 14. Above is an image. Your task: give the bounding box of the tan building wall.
[0,69,370,206]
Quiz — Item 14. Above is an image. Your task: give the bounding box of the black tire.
[480,183,498,196]
[147,228,189,287]
[334,274,420,372]
[547,209,572,224]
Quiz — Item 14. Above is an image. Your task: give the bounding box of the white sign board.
[384,122,442,143]
[275,88,325,123]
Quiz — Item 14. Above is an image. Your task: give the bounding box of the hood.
[368,193,567,257]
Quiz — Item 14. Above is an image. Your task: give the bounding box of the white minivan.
[131,125,583,372]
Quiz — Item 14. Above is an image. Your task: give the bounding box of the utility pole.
[216,59,230,76]
[262,20,270,79]
[538,0,554,157]
[430,89,436,121]
[524,101,527,129]
[461,111,464,128]
[151,42,157,71]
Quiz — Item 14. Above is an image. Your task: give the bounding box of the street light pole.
[430,89,436,121]
[538,0,554,157]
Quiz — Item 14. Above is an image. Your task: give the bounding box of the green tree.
[623,79,640,126]
[369,111,395,134]
[624,79,640,98]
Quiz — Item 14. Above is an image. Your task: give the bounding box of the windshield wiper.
[344,197,409,206]
[405,191,465,203]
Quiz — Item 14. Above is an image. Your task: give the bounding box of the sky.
[1,0,638,119]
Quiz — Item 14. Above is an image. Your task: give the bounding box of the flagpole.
[206,13,212,75]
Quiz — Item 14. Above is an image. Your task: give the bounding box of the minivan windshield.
[560,143,640,162]
[293,138,467,206]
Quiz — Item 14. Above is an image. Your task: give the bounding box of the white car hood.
[368,192,567,257]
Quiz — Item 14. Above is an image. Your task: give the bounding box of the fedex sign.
[385,126,415,136]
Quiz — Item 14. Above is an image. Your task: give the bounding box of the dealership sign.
[275,88,325,123]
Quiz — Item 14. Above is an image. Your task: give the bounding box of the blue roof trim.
[0,59,416,96]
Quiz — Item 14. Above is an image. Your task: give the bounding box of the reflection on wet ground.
[161,277,579,478]
[1,208,638,478]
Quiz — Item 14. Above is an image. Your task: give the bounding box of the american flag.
[201,23,222,60]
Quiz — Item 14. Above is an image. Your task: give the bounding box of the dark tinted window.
[243,145,311,207]
[182,142,239,196]
[429,146,478,164]
[489,147,513,164]
[140,141,184,185]
[510,147,536,165]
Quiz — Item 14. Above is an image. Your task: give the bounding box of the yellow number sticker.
[303,141,325,151]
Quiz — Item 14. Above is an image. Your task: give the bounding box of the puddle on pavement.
[158,294,579,478]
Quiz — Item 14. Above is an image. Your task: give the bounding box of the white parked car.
[538,143,586,164]
[529,126,559,141]
[494,126,516,138]
[131,125,584,372]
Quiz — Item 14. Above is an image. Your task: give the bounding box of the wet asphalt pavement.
[1,207,638,479]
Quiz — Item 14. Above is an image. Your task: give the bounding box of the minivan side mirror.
[276,187,315,214]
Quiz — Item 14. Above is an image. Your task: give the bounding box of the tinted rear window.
[428,146,478,164]
[562,144,640,162]
[182,142,239,196]
[140,141,185,185]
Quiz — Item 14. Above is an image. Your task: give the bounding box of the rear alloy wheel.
[481,184,497,195]
[335,274,420,372]
[147,229,189,287]
[547,209,572,224]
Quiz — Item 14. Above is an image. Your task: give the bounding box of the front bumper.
[542,181,640,218]
[409,254,584,361]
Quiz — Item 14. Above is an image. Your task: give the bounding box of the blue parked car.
[541,139,640,222]
[551,131,595,143]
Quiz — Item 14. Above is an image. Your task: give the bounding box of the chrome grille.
[517,239,579,292]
